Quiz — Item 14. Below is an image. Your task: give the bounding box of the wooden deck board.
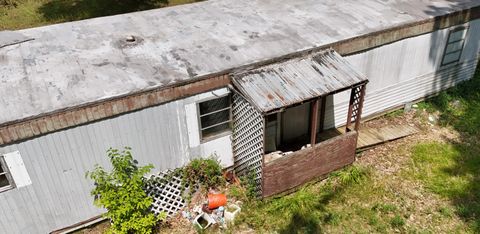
[356,125,418,149]
[320,125,418,150]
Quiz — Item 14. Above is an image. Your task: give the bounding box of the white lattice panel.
[232,93,264,194]
[145,171,187,218]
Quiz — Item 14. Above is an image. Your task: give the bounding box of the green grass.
[0,0,201,30]
[417,66,480,136]
[409,142,480,231]
[409,65,480,232]
[234,165,400,233]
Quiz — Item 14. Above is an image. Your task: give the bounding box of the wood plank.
[356,125,419,149]
[263,132,358,197]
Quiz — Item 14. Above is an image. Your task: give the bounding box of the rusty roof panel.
[233,49,368,113]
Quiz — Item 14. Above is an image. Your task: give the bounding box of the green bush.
[181,157,224,190]
[86,147,165,234]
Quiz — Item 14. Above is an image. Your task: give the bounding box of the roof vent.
[125,35,137,43]
[115,34,143,49]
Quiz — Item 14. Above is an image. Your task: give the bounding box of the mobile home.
[0,0,479,232]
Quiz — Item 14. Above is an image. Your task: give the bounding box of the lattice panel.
[349,85,363,123]
[145,171,188,218]
[232,93,264,195]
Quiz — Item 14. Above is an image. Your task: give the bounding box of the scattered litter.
[265,150,294,163]
[450,100,462,109]
[428,115,437,124]
[208,193,227,209]
[224,204,241,223]
[181,211,192,221]
[202,204,214,214]
[192,205,202,214]
[193,213,216,229]
[301,144,311,149]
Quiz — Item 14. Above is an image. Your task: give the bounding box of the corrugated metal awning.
[232,49,368,113]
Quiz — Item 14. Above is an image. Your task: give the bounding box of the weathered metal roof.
[233,49,367,113]
[1,0,479,125]
[0,31,33,48]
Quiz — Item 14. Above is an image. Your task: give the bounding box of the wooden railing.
[262,131,358,197]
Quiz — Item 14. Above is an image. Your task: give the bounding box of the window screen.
[0,157,14,192]
[441,27,468,66]
[198,95,232,140]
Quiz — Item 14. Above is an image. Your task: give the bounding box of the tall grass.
[234,165,371,233]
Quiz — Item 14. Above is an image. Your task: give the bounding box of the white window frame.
[0,156,15,193]
[197,94,232,142]
[441,26,468,67]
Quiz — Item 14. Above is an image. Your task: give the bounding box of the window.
[441,26,468,66]
[0,156,14,192]
[198,95,232,140]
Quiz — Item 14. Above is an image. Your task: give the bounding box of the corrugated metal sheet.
[232,49,368,113]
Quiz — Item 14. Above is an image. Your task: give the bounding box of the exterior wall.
[0,88,233,233]
[262,131,357,197]
[324,19,480,129]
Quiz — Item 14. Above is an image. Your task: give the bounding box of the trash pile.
[179,170,244,230]
[145,160,247,232]
[181,192,242,230]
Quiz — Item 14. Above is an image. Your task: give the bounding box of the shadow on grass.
[447,142,480,232]
[278,211,323,234]
[237,166,370,233]
[418,65,480,231]
[38,0,170,23]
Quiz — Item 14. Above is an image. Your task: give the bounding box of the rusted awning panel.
[232,49,368,113]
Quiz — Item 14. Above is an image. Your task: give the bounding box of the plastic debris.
[193,213,216,229]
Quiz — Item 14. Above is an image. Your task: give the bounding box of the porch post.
[346,88,355,132]
[354,84,366,131]
[318,96,327,133]
[310,98,319,145]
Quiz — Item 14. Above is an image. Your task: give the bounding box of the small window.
[198,95,232,140]
[441,27,468,66]
[0,156,14,192]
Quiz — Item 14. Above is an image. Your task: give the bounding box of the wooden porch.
[317,124,419,149]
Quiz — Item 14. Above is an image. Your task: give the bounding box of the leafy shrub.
[86,147,165,234]
[181,157,224,190]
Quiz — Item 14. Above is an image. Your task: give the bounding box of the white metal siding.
[0,89,233,233]
[323,19,480,129]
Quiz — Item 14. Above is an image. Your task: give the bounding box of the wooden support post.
[310,99,319,146]
[318,96,327,133]
[354,84,366,131]
[346,88,356,132]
